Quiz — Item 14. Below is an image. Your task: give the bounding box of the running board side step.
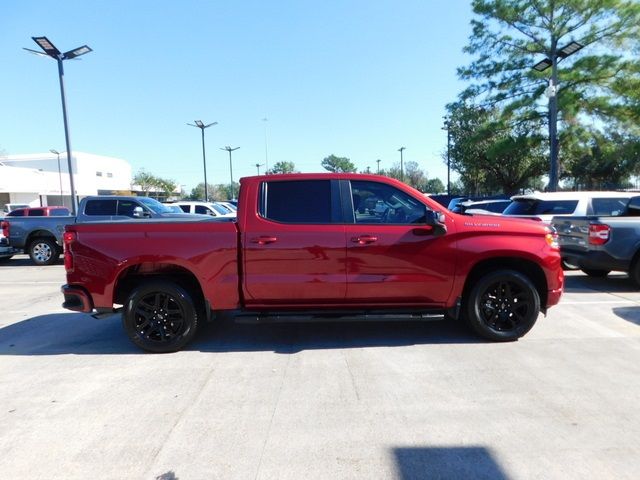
[233,310,446,324]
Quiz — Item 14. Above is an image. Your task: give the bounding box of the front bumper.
[61,284,94,313]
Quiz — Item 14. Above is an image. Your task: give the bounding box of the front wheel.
[465,270,540,342]
[123,280,199,353]
[581,269,610,278]
[29,237,60,265]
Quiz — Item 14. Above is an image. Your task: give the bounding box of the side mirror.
[132,206,146,218]
[424,210,447,236]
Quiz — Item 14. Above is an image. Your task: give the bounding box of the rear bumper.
[562,249,629,272]
[61,284,94,313]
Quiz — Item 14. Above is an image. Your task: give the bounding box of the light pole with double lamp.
[188,120,218,201]
[221,146,240,200]
[532,41,584,192]
[25,36,92,215]
[442,118,451,195]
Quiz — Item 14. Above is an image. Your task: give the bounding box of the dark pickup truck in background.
[61,173,564,353]
[551,196,640,285]
[1,196,193,265]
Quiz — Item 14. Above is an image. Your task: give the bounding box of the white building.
[0,152,132,210]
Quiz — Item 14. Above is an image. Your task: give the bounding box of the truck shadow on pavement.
[392,446,509,480]
[563,272,638,294]
[0,312,481,356]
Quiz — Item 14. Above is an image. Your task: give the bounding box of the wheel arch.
[463,257,548,311]
[114,262,208,316]
[26,230,60,249]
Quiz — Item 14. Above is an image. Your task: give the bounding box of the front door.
[345,180,456,307]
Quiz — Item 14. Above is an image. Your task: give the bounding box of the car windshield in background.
[212,203,230,215]
[138,197,175,214]
[503,199,578,216]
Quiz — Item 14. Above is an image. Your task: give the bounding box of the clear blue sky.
[0,0,473,192]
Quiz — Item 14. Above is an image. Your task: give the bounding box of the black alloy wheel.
[466,270,540,342]
[123,280,199,353]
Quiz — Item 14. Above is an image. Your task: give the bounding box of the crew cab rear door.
[242,179,347,306]
[344,179,456,307]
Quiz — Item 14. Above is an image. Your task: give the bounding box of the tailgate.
[551,216,592,252]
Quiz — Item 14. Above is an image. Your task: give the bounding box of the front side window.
[117,200,141,217]
[261,180,334,224]
[195,205,212,215]
[350,180,427,224]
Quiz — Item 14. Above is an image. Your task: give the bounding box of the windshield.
[137,197,176,214]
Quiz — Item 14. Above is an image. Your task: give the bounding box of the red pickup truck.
[61,174,563,352]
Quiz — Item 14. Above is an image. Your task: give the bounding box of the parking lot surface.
[1,254,639,479]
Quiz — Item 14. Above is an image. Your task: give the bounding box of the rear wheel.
[465,270,540,342]
[581,269,610,278]
[122,280,199,353]
[28,237,59,265]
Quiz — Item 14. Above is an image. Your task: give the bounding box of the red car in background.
[6,206,70,217]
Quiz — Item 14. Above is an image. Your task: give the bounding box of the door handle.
[351,235,378,245]
[251,236,278,245]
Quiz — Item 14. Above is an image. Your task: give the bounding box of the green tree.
[446,102,547,195]
[132,170,177,199]
[424,178,446,194]
[188,182,237,201]
[267,161,298,174]
[403,161,427,190]
[321,154,357,173]
[458,0,640,184]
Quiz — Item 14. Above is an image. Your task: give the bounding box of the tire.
[631,259,640,288]
[581,269,610,278]
[28,237,60,266]
[122,280,199,353]
[465,269,540,342]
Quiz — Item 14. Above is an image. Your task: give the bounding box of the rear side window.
[50,208,70,216]
[504,199,578,215]
[590,198,629,216]
[84,200,117,216]
[261,180,334,224]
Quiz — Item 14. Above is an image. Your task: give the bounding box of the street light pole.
[398,147,405,182]
[255,163,264,175]
[442,119,451,195]
[376,159,381,174]
[25,36,92,216]
[187,120,217,201]
[221,146,240,200]
[49,149,63,202]
[532,41,584,192]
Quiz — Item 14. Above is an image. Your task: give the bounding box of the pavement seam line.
[343,351,361,401]
[253,354,291,480]
[142,356,218,478]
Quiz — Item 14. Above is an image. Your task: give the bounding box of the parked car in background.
[503,191,636,223]
[6,206,70,217]
[3,196,192,265]
[457,199,511,215]
[551,196,640,283]
[172,201,236,218]
[2,203,30,214]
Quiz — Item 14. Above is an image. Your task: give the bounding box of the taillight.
[1,220,8,238]
[63,231,77,272]
[589,224,610,245]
